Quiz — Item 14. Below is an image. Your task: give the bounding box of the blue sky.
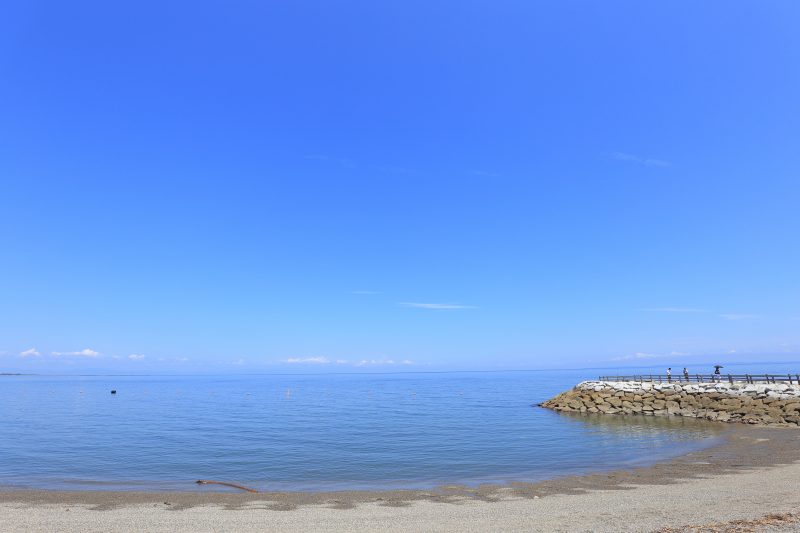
[2,1,799,373]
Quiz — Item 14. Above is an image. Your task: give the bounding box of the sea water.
[0,369,734,492]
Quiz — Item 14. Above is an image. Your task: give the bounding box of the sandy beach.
[2,425,799,532]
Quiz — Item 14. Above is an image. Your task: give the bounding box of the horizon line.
[4,359,800,378]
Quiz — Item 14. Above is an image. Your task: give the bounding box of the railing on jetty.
[598,374,800,385]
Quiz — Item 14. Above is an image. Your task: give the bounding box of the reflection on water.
[0,371,725,491]
[557,410,727,439]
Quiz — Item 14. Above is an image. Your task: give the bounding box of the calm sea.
[0,369,742,492]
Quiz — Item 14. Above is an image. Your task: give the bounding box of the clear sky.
[2,1,799,373]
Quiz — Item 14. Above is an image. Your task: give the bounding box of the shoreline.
[0,419,756,507]
[0,411,731,497]
[2,424,797,507]
[2,424,800,531]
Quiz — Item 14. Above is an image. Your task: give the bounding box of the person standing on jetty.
[683,367,689,381]
[667,367,672,382]
[714,365,723,382]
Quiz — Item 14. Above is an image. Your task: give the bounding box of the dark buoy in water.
[111,390,117,394]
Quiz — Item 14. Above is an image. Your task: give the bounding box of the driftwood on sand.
[195,480,258,493]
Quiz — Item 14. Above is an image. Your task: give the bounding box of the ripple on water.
[0,372,726,491]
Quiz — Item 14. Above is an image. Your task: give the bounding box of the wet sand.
[2,424,799,532]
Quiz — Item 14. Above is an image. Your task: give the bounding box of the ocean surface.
[0,369,743,492]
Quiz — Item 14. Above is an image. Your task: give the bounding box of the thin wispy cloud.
[285,356,331,364]
[610,152,669,167]
[304,154,356,169]
[352,290,380,295]
[282,357,414,366]
[612,352,661,361]
[400,302,476,310]
[611,350,690,361]
[19,348,41,357]
[356,359,395,366]
[52,348,99,357]
[644,307,707,313]
[645,308,761,321]
[354,359,413,366]
[720,313,759,321]
[128,354,146,361]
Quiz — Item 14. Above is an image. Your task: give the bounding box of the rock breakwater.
[542,381,800,426]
